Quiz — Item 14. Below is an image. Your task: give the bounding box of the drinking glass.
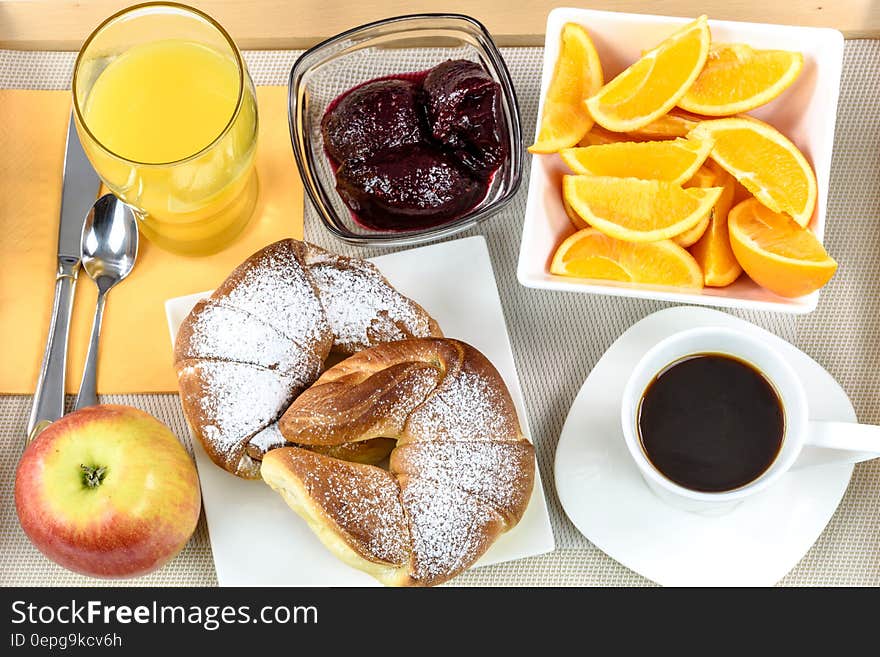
[73,2,259,256]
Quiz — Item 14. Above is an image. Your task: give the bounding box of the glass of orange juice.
[73,2,258,256]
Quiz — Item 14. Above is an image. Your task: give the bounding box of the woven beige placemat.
[1,43,878,587]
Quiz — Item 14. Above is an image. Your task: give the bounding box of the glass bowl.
[288,13,523,247]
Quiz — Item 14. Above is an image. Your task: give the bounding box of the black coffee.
[637,353,784,492]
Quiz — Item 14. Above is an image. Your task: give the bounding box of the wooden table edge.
[0,1,877,51]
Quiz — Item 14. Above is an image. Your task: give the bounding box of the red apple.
[15,404,201,578]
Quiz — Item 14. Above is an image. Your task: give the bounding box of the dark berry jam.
[336,144,486,231]
[321,78,425,164]
[321,60,509,232]
[423,60,508,179]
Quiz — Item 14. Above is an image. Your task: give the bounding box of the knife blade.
[26,112,101,441]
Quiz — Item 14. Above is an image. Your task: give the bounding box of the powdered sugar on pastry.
[307,254,439,355]
[218,241,332,352]
[177,360,307,476]
[391,440,534,524]
[248,422,287,454]
[405,369,519,442]
[177,299,322,376]
[399,476,504,585]
[299,454,409,566]
[261,447,409,567]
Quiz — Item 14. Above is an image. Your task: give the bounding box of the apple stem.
[80,464,107,489]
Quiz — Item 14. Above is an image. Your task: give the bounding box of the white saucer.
[554,306,855,586]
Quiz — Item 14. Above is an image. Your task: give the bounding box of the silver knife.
[26,112,101,442]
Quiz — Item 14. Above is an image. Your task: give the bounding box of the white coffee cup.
[621,326,880,514]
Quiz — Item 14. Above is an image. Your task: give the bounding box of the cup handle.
[793,420,880,469]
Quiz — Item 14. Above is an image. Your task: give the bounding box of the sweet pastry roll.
[263,338,535,586]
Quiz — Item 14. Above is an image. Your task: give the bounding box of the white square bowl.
[517,7,844,313]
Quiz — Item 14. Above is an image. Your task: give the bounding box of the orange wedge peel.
[689,117,818,226]
[563,175,723,242]
[586,16,711,132]
[727,197,836,297]
[625,110,702,139]
[688,164,741,285]
[529,23,604,154]
[679,43,803,116]
[551,228,704,288]
[560,137,713,185]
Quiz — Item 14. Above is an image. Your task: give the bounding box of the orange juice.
[78,38,258,255]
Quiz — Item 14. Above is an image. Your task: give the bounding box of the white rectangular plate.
[165,235,555,586]
[518,7,844,314]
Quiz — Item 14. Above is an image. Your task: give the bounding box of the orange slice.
[577,125,626,146]
[733,178,753,205]
[689,166,741,286]
[529,23,604,154]
[586,16,711,132]
[563,175,722,242]
[689,117,818,226]
[711,154,754,205]
[626,110,702,139]
[679,44,804,116]
[672,165,716,247]
[684,164,717,188]
[673,212,710,247]
[728,198,836,297]
[560,137,713,185]
[563,196,589,230]
[551,228,703,288]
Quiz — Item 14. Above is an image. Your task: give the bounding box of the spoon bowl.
[81,194,138,292]
[74,194,138,410]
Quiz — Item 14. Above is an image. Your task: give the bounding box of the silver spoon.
[73,194,139,410]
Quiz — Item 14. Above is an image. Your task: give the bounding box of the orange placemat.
[0,86,303,394]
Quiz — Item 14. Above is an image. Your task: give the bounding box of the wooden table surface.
[1,0,878,50]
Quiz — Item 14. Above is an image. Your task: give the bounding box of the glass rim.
[71,1,247,168]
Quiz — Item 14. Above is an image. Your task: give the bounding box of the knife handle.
[26,256,79,443]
